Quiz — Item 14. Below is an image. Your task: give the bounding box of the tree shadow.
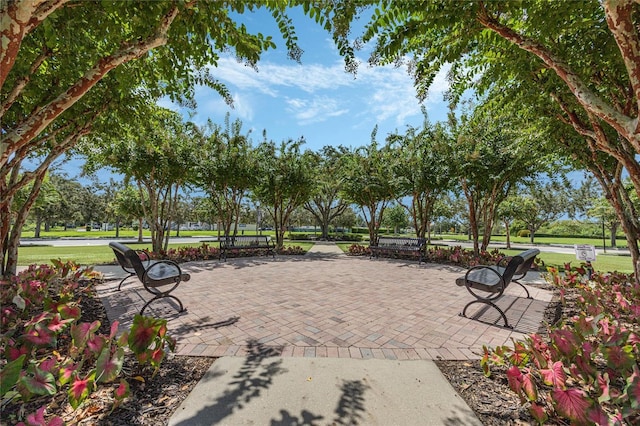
[268,379,369,426]
[332,379,369,425]
[270,409,325,425]
[172,339,285,426]
[169,315,240,336]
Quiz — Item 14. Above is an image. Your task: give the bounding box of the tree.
[451,109,546,254]
[303,146,350,239]
[497,196,521,250]
[332,0,640,275]
[339,129,397,244]
[382,203,409,235]
[112,184,147,243]
[0,0,332,276]
[252,138,316,250]
[84,107,196,252]
[195,115,256,237]
[514,181,568,244]
[387,114,453,241]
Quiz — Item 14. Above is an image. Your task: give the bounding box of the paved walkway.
[98,242,554,361]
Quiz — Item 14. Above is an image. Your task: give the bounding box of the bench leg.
[460,300,513,329]
[512,280,532,298]
[140,294,184,316]
[117,273,136,291]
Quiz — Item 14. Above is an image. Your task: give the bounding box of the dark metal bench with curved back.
[219,235,276,261]
[456,248,540,328]
[369,236,427,264]
[109,242,190,315]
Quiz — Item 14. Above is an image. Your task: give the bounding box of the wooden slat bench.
[219,235,276,261]
[109,242,190,315]
[369,236,427,264]
[455,248,540,328]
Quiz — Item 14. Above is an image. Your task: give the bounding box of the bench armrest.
[458,265,508,300]
[143,259,189,285]
[135,250,152,268]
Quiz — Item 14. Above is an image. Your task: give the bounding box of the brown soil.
[4,283,566,426]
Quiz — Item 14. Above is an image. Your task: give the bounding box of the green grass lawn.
[17,240,313,266]
[439,233,628,249]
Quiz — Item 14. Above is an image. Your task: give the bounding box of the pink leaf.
[39,358,57,373]
[22,366,56,396]
[68,375,94,409]
[24,324,55,347]
[603,345,635,371]
[87,335,106,355]
[24,406,46,426]
[58,362,78,386]
[506,366,523,396]
[540,361,566,388]
[71,321,100,350]
[529,402,548,424]
[522,370,538,401]
[626,368,640,409]
[110,320,119,339]
[597,372,611,403]
[58,304,81,320]
[114,379,130,400]
[550,329,578,358]
[551,388,591,423]
[587,405,609,425]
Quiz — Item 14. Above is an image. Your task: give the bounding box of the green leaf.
[128,315,165,354]
[0,355,25,396]
[95,347,124,383]
[22,365,56,396]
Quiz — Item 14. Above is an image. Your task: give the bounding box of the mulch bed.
[4,280,570,425]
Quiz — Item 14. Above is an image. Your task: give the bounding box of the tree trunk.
[609,222,617,248]
[137,218,143,243]
[115,217,120,238]
[504,220,511,249]
[3,169,47,277]
[34,216,42,238]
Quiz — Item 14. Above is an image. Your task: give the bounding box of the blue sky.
[159,8,452,153]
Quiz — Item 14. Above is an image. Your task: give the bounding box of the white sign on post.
[575,244,596,262]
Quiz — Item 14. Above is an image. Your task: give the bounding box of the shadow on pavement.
[172,340,284,426]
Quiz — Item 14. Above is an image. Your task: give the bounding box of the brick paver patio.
[98,242,554,361]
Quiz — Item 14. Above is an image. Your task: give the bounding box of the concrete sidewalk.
[168,356,482,426]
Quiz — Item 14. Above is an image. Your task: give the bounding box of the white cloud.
[204,55,451,131]
[285,96,349,125]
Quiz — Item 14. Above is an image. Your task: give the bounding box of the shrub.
[517,229,531,238]
[277,245,306,255]
[0,261,175,425]
[347,244,370,256]
[481,264,640,425]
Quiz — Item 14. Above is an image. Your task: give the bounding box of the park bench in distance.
[369,236,427,264]
[109,242,190,315]
[455,248,540,328]
[219,235,276,261]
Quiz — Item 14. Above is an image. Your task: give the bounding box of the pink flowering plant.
[1,261,175,425]
[481,264,640,425]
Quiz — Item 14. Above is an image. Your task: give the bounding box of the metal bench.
[109,242,190,315]
[455,248,539,328]
[369,236,427,264]
[219,235,276,261]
